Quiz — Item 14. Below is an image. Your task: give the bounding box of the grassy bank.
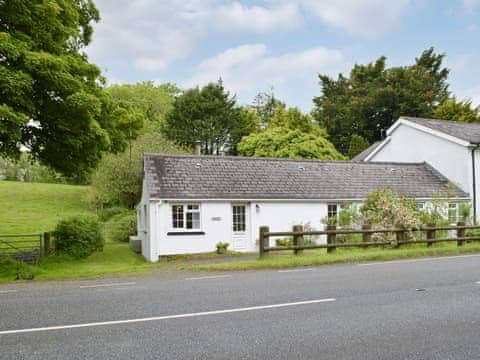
[181,242,480,271]
[0,181,92,234]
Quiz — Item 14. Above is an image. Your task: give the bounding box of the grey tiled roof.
[402,116,480,144]
[352,141,382,161]
[143,154,468,200]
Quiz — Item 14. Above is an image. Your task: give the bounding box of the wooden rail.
[258,222,480,257]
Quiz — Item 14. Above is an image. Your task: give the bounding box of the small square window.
[327,204,338,219]
[172,204,200,230]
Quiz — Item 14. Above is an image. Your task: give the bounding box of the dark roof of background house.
[143,154,468,200]
[401,116,480,144]
[352,141,382,161]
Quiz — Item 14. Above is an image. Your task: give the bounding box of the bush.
[90,132,189,209]
[107,212,137,243]
[216,242,229,254]
[0,257,38,280]
[53,216,104,259]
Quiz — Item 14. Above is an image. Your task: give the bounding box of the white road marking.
[358,254,480,267]
[0,290,17,294]
[0,298,335,335]
[185,275,232,281]
[278,268,315,273]
[79,282,136,289]
[475,281,480,284]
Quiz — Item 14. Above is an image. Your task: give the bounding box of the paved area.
[1,254,480,359]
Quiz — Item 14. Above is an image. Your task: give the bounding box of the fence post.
[326,224,336,253]
[394,229,404,248]
[259,226,269,258]
[426,223,435,247]
[293,225,304,255]
[43,232,50,256]
[457,221,466,246]
[362,224,371,246]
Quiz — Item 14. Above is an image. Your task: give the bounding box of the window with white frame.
[448,203,458,223]
[171,204,200,230]
[232,205,246,232]
[327,204,338,220]
[417,202,425,211]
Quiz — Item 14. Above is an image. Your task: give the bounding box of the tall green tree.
[163,82,253,154]
[434,98,480,123]
[347,134,370,159]
[238,104,344,160]
[106,82,180,127]
[237,127,344,160]
[0,0,138,178]
[313,48,450,154]
[252,89,284,128]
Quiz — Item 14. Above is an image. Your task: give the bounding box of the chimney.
[194,140,202,156]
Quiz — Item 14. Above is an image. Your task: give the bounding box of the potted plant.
[216,242,229,254]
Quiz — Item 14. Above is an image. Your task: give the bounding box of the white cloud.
[87,1,301,72]
[299,0,410,37]
[184,43,347,107]
[214,2,301,32]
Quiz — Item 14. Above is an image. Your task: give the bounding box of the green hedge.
[53,215,104,259]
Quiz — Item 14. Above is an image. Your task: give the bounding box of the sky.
[86,0,480,112]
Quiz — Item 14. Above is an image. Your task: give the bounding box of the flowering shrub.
[360,188,421,241]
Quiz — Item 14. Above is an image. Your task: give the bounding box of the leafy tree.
[313,48,450,154]
[347,134,370,159]
[434,98,480,123]
[106,82,180,127]
[237,127,344,160]
[163,82,253,154]
[269,105,317,133]
[252,89,284,128]
[90,132,189,209]
[0,0,139,178]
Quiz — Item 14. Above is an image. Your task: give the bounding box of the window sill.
[167,231,205,236]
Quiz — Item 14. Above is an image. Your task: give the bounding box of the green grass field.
[0,181,92,234]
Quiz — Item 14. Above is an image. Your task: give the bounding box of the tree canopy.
[434,98,480,123]
[238,104,344,160]
[90,132,189,209]
[163,82,255,154]
[0,0,139,178]
[106,82,180,127]
[313,48,450,154]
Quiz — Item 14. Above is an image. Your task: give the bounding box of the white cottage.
[356,116,480,221]
[136,154,468,262]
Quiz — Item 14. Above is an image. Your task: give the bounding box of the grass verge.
[0,243,156,283]
[181,242,480,271]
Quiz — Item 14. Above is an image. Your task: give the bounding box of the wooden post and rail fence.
[258,222,480,258]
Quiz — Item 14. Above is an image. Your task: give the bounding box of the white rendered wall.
[157,202,236,256]
[369,124,472,195]
[142,198,469,261]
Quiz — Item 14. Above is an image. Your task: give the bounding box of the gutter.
[472,145,479,223]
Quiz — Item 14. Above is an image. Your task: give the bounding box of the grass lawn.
[0,181,92,234]
[0,243,157,283]
[181,242,480,271]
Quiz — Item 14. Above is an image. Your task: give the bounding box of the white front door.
[231,204,248,251]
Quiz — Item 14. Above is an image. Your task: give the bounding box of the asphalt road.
[1,254,480,359]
